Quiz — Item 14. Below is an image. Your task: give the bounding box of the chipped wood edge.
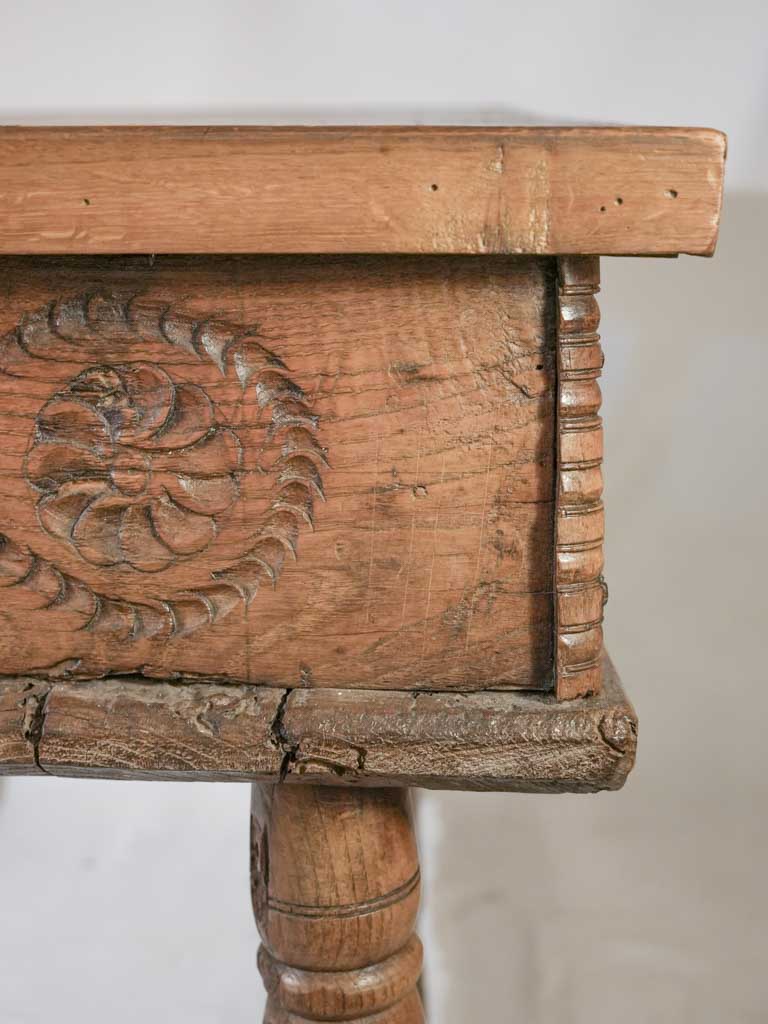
[554,257,607,699]
[0,653,636,792]
[0,678,48,774]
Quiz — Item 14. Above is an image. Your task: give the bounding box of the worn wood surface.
[0,653,636,791]
[0,677,43,775]
[253,784,424,1022]
[0,127,725,257]
[555,256,606,698]
[0,255,555,690]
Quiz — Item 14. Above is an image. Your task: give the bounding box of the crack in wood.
[269,688,297,781]
[20,682,51,773]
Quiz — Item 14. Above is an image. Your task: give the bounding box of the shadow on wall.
[421,190,768,1024]
[602,189,767,795]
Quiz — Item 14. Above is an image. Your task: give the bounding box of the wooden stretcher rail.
[0,126,725,256]
[0,653,635,792]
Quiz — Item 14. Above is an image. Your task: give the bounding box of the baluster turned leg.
[251,783,424,1023]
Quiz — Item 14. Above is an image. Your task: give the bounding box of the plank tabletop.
[0,126,725,256]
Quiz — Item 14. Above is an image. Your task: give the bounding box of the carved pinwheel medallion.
[26,364,242,573]
[0,291,328,642]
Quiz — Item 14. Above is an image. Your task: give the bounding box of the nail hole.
[665,189,679,199]
[615,197,623,206]
[599,205,606,212]
[535,363,543,370]
[430,183,439,192]
[82,198,91,206]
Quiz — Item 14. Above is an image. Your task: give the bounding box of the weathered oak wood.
[258,939,423,1023]
[278,652,634,792]
[0,255,555,691]
[253,784,424,1022]
[0,126,725,256]
[0,653,635,791]
[31,679,285,782]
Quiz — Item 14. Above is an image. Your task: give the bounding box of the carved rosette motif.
[0,292,327,640]
[555,257,607,699]
[27,363,243,572]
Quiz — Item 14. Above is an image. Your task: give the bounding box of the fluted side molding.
[555,256,607,699]
[252,784,424,1023]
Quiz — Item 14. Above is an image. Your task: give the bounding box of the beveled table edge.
[0,652,635,793]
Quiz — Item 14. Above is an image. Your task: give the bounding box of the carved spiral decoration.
[0,291,328,641]
[27,363,242,572]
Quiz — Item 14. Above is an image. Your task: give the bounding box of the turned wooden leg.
[251,783,424,1023]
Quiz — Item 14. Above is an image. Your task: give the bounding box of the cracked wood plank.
[0,678,46,774]
[0,126,725,256]
[279,652,634,792]
[0,653,636,791]
[35,680,286,782]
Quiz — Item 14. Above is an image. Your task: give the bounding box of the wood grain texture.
[0,255,555,690]
[23,679,284,781]
[253,784,424,1022]
[258,939,423,1023]
[0,653,636,791]
[277,651,633,792]
[0,127,725,257]
[555,256,606,698]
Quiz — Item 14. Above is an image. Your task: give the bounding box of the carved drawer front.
[0,254,568,691]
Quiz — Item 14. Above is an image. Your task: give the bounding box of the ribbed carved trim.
[555,257,607,699]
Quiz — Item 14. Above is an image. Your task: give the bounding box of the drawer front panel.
[0,256,555,690]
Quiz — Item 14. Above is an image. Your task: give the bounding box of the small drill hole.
[535,363,544,370]
[665,189,679,199]
[615,196,623,206]
[82,197,91,206]
[599,205,606,212]
[430,183,439,192]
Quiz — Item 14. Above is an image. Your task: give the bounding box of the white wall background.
[1,3,766,1021]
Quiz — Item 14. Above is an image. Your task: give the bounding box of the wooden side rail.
[0,653,635,791]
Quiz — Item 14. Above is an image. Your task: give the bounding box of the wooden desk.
[0,126,725,1022]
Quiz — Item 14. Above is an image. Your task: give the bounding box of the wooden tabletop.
[0,126,725,256]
